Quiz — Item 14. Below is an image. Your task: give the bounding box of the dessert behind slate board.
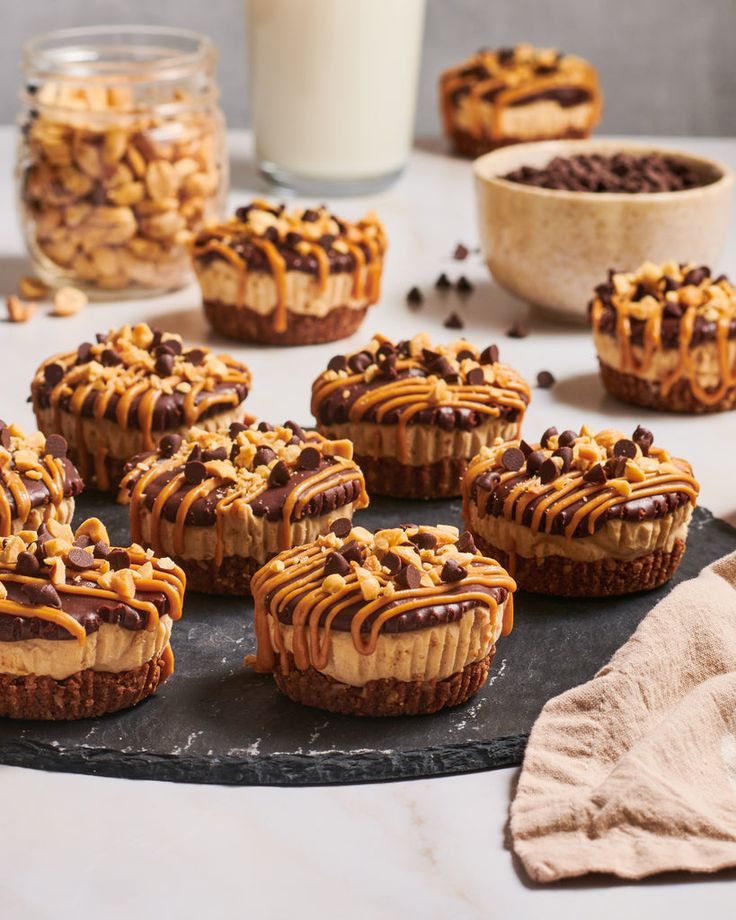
[439,44,602,157]
[311,333,530,499]
[190,200,387,345]
[590,262,736,412]
[120,421,369,595]
[0,516,185,720]
[0,422,82,535]
[249,522,516,717]
[30,323,251,492]
[462,425,699,596]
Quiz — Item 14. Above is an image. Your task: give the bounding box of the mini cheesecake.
[0,422,82,535]
[0,516,185,720]
[190,201,387,346]
[590,262,736,413]
[30,323,251,492]
[463,425,699,596]
[119,421,369,595]
[311,333,530,499]
[249,523,516,716]
[439,44,602,157]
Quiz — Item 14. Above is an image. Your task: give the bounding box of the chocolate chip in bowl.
[474,140,734,320]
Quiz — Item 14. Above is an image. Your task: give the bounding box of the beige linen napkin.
[510,552,736,882]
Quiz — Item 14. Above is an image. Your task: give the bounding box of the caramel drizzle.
[592,285,736,408]
[0,552,186,643]
[0,449,68,536]
[462,449,699,539]
[439,49,601,141]
[250,540,516,675]
[190,214,387,333]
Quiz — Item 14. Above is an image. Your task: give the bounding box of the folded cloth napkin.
[510,552,736,883]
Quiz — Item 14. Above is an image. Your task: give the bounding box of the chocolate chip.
[16,551,40,576]
[76,342,93,363]
[186,348,207,366]
[435,273,451,290]
[44,434,67,458]
[155,353,174,377]
[93,541,111,559]
[457,276,473,294]
[526,450,546,476]
[108,548,130,571]
[101,349,123,367]
[155,344,176,358]
[406,287,423,306]
[553,446,573,472]
[150,328,163,348]
[284,420,307,442]
[318,233,335,250]
[257,421,274,433]
[324,551,350,577]
[95,332,106,343]
[202,446,228,462]
[662,275,680,293]
[297,446,321,471]
[476,470,501,491]
[501,447,525,471]
[456,348,475,361]
[440,559,466,583]
[22,582,61,608]
[396,564,421,589]
[341,540,363,565]
[73,534,92,548]
[253,446,276,467]
[507,321,529,339]
[519,439,533,457]
[632,425,654,456]
[683,266,710,286]
[185,460,207,484]
[466,367,485,386]
[410,531,437,551]
[348,351,373,374]
[539,457,561,484]
[382,551,402,575]
[228,422,248,438]
[268,460,290,488]
[326,354,348,376]
[540,426,558,448]
[66,547,94,570]
[163,338,182,355]
[159,433,182,457]
[583,463,606,484]
[663,300,684,319]
[444,312,464,329]
[330,518,352,539]
[44,362,64,386]
[453,243,470,260]
[302,208,319,222]
[480,345,499,365]
[557,430,577,448]
[613,438,637,459]
[536,370,556,389]
[0,425,8,449]
[604,456,626,479]
[456,531,477,554]
[187,444,202,463]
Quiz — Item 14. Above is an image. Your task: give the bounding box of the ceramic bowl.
[473,139,734,321]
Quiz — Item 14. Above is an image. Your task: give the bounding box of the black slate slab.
[0,495,732,786]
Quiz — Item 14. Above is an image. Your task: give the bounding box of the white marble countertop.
[1,128,735,918]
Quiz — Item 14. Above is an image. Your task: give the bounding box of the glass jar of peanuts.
[17,26,228,297]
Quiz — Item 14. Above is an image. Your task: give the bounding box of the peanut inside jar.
[18,26,227,296]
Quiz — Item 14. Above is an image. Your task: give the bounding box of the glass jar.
[17,26,228,297]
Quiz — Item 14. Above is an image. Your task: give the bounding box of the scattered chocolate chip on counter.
[443,312,465,329]
[456,276,473,294]
[536,370,556,388]
[435,272,452,290]
[406,286,424,307]
[453,243,470,260]
[507,321,529,339]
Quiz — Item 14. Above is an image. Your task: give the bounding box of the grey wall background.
[2,0,734,136]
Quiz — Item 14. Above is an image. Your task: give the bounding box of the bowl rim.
[473,138,735,202]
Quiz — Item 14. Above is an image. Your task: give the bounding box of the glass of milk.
[246,0,426,195]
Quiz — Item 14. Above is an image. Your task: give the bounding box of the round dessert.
[439,44,602,157]
[30,323,252,492]
[311,333,531,499]
[119,420,369,595]
[190,201,387,346]
[249,523,516,716]
[590,261,736,413]
[462,425,699,596]
[0,422,82,535]
[0,516,185,719]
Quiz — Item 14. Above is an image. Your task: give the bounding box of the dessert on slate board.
[0,422,82,535]
[119,421,369,595]
[438,44,602,157]
[590,262,736,413]
[462,425,699,597]
[0,517,185,719]
[249,523,516,716]
[311,333,530,499]
[30,323,252,492]
[190,200,387,345]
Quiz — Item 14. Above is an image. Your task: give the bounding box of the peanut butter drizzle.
[250,527,516,675]
[190,202,387,331]
[463,429,699,540]
[592,264,736,407]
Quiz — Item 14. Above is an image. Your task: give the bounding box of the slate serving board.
[0,494,732,786]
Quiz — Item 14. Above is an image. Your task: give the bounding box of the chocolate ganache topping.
[250,523,516,675]
[0,517,185,643]
[31,323,251,445]
[463,425,699,538]
[0,422,82,532]
[120,421,369,565]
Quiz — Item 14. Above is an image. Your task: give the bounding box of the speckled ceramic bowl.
[474,139,734,321]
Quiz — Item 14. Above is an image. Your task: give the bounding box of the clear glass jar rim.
[22,25,216,84]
